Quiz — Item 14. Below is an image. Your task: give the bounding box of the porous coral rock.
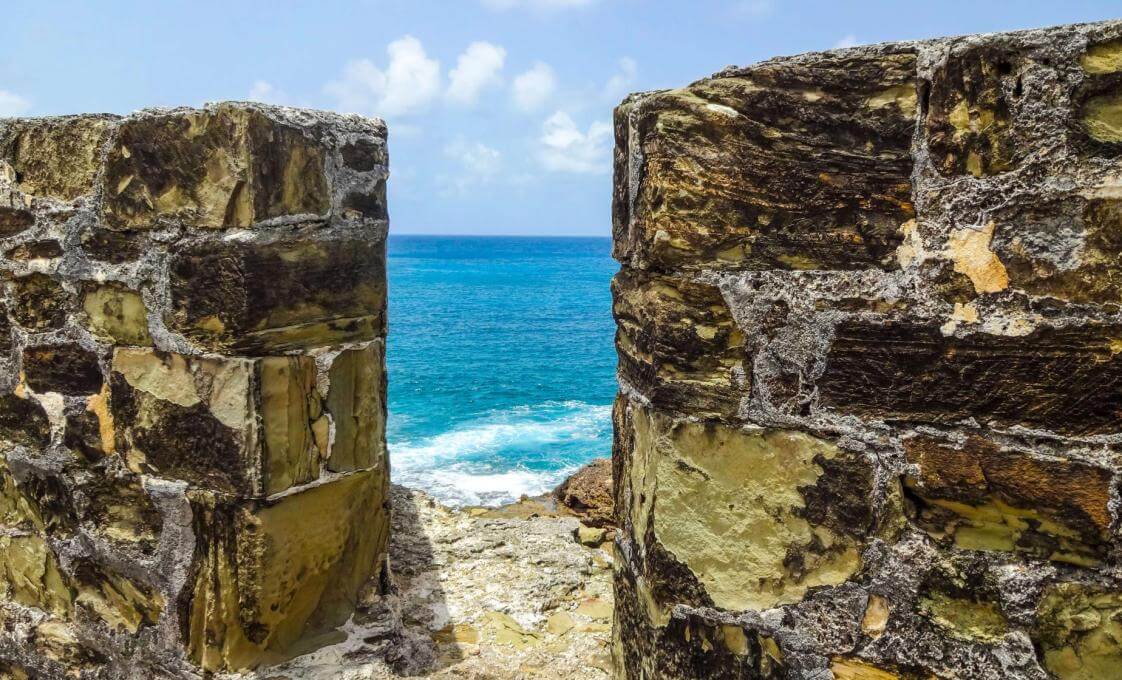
[0,102,390,677]
[612,18,1122,680]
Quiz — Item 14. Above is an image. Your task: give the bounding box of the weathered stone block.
[102,105,330,230]
[324,343,386,472]
[990,197,1122,304]
[4,240,63,262]
[612,270,745,418]
[22,343,103,395]
[613,50,916,272]
[0,115,117,201]
[1036,583,1122,679]
[616,401,868,614]
[9,273,70,331]
[166,232,386,353]
[0,393,51,448]
[0,207,34,238]
[817,321,1122,436]
[904,434,1113,565]
[925,43,1022,177]
[185,469,388,671]
[81,282,152,346]
[109,348,324,497]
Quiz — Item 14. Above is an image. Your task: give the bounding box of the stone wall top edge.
[0,102,387,138]
[613,17,1122,111]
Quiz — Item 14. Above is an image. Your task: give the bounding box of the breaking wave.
[389,400,611,507]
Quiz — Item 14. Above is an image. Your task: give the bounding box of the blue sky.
[1,1,1119,235]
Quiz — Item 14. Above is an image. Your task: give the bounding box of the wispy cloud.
[511,62,557,112]
[0,90,31,117]
[247,80,290,105]
[447,41,507,106]
[833,34,860,49]
[441,138,503,193]
[602,57,638,101]
[324,35,442,118]
[538,111,611,174]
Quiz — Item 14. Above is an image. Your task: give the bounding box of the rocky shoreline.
[235,460,616,679]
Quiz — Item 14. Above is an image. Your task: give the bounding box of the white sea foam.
[389,400,610,507]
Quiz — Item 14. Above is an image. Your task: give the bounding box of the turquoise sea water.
[386,235,618,506]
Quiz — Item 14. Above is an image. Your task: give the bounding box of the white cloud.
[447,41,507,106]
[0,90,31,117]
[247,80,289,105]
[602,57,637,101]
[441,139,503,193]
[833,34,860,49]
[511,62,556,112]
[483,0,596,10]
[538,111,611,174]
[324,35,441,117]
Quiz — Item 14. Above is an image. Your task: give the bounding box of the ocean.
[386,235,619,507]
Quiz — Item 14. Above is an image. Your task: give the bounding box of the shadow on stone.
[352,485,464,675]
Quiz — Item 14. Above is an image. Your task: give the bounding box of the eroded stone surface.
[102,105,330,230]
[82,282,152,345]
[186,470,388,672]
[1036,583,1122,680]
[167,232,386,353]
[818,321,1122,436]
[0,102,390,677]
[617,403,867,615]
[613,49,916,273]
[904,434,1114,565]
[612,19,1122,680]
[0,115,116,201]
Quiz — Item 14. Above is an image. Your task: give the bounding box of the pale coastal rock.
[229,485,614,680]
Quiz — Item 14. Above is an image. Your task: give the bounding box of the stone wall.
[611,20,1122,680]
[0,103,390,677]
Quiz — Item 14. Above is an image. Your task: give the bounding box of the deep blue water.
[386,235,618,506]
